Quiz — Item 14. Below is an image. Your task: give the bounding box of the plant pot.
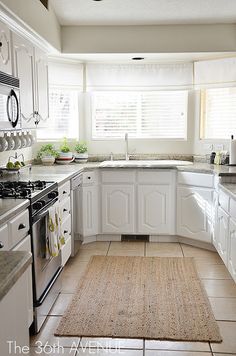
[74,152,88,163]
[41,156,55,166]
[57,151,73,160]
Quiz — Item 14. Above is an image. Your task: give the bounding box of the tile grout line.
[179,243,185,257]
[106,241,111,256]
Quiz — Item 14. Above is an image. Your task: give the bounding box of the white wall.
[62,24,236,54]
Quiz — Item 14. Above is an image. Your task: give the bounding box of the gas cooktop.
[0,180,56,199]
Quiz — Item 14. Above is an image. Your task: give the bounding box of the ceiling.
[51,0,236,26]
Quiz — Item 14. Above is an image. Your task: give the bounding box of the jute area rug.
[55,256,222,342]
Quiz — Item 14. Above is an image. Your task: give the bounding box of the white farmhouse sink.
[99,160,193,168]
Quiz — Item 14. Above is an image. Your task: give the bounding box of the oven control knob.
[33,200,45,210]
[48,191,58,200]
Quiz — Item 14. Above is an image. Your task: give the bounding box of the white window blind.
[37,86,79,140]
[92,91,188,139]
[201,87,236,139]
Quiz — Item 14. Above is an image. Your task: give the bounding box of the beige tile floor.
[30,241,236,355]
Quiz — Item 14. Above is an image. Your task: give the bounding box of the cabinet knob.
[63,208,68,212]
[64,230,68,234]
[63,191,67,194]
[0,42,2,48]
[18,223,26,230]
[0,241,4,249]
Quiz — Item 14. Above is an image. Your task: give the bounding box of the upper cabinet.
[12,33,49,129]
[12,33,35,127]
[0,21,12,75]
[34,47,49,125]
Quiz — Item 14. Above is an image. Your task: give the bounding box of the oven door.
[0,84,20,129]
[32,206,61,301]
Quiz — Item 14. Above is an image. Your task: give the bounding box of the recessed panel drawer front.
[178,172,214,188]
[58,181,71,202]
[230,197,236,221]
[219,190,230,213]
[137,170,173,184]
[61,214,71,242]
[61,236,72,267]
[101,170,136,184]
[60,197,71,221]
[0,224,8,251]
[83,171,97,185]
[9,210,30,248]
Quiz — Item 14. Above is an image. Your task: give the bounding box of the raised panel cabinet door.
[177,186,213,243]
[34,47,49,126]
[82,186,99,237]
[0,21,12,74]
[138,185,170,234]
[216,206,229,265]
[12,33,35,128]
[102,185,135,234]
[229,218,236,282]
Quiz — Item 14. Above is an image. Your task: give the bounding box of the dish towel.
[47,205,65,257]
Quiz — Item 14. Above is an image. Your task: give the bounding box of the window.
[92,91,188,139]
[37,86,79,140]
[201,87,236,139]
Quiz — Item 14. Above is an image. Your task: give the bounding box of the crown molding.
[0,1,58,54]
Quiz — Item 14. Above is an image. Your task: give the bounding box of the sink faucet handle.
[110,152,114,161]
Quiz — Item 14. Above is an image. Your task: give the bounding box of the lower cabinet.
[177,186,213,243]
[215,206,229,265]
[228,218,236,282]
[82,185,99,236]
[137,185,171,234]
[102,185,135,234]
[0,267,30,355]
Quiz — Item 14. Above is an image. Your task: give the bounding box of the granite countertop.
[218,183,236,199]
[0,199,29,226]
[0,251,32,301]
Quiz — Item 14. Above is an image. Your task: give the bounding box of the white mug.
[0,135,8,152]
[13,133,22,150]
[6,133,15,151]
[20,133,27,149]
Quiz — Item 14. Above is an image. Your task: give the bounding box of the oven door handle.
[32,198,58,224]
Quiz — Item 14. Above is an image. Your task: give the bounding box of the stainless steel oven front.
[31,201,62,333]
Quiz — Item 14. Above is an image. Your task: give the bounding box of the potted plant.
[56,137,73,163]
[37,144,58,166]
[74,141,88,163]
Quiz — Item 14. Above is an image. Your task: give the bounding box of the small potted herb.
[74,141,88,163]
[37,144,58,165]
[56,138,73,164]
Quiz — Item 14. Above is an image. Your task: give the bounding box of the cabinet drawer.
[101,170,135,183]
[9,210,29,248]
[13,235,31,252]
[61,236,71,267]
[137,170,173,184]
[0,224,8,251]
[219,190,230,213]
[83,171,97,185]
[62,215,71,242]
[60,197,71,221]
[58,181,70,202]
[178,172,214,188]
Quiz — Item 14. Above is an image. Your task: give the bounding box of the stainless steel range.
[0,180,62,333]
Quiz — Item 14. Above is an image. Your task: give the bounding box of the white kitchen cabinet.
[82,185,99,236]
[0,267,30,355]
[0,224,8,250]
[177,186,213,243]
[102,185,135,234]
[34,47,49,126]
[13,235,33,327]
[216,206,229,265]
[229,218,236,282]
[12,33,35,128]
[0,21,12,74]
[137,185,171,234]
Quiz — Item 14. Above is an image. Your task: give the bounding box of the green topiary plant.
[37,144,59,159]
[60,137,71,153]
[74,141,88,154]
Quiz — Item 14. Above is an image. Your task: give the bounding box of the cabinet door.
[12,33,35,128]
[13,235,33,327]
[177,186,213,243]
[229,218,236,282]
[102,185,135,234]
[0,21,12,74]
[82,185,99,237]
[138,185,170,234]
[34,47,49,125]
[216,206,229,265]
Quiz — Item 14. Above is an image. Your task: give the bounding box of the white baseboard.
[149,235,179,242]
[96,234,121,242]
[177,236,216,251]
